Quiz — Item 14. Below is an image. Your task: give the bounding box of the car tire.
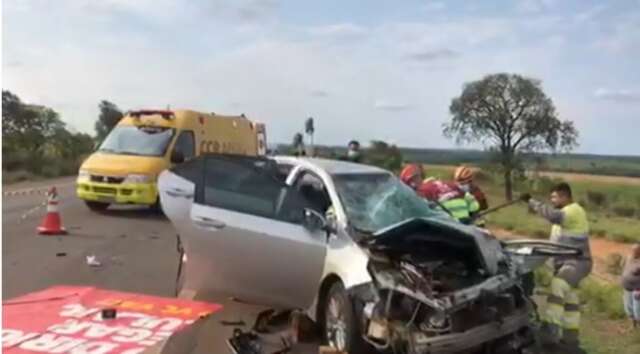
[150,198,164,215]
[323,281,368,354]
[85,201,109,212]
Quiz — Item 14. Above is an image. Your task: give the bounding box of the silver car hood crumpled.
[360,217,519,312]
[365,217,506,275]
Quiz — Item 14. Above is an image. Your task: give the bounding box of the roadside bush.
[580,278,625,319]
[586,190,608,208]
[607,233,636,244]
[592,229,607,238]
[612,203,637,218]
[604,253,624,276]
[473,169,493,184]
[2,170,36,184]
[2,150,31,171]
[41,158,82,178]
[532,229,547,239]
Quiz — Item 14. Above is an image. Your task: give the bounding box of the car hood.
[360,217,505,276]
[80,152,169,177]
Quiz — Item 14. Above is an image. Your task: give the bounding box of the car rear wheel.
[323,282,368,354]
[85,201,109,212]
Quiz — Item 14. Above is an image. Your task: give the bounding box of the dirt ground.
[537,171,640,186]
[423,164,640,186]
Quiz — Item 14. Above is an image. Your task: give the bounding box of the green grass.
[580,309,640,354]
[579,279,640,354]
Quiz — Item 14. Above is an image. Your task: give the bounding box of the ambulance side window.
[175,131,195,160]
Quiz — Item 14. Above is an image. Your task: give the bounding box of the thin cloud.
[310,90,329,98]
[308,23,368,39]
[594,88,640,102]
[374,100,411,111]
[235,0,278,23]
[516,0,555,14]
[406,48,459,62]
[423,1,446,12]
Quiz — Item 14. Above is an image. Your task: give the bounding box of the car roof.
[273,156,390,175]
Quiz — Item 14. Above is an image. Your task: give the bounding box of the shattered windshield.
[333,173,449,233]
[99,125,175,157]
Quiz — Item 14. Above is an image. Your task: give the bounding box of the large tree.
[2,90,65,154]
[444,73,578,200]
[95,100,123,142]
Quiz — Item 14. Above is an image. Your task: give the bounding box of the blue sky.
[3,0,640,155]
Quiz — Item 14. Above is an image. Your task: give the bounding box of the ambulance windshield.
[99,125,175,157]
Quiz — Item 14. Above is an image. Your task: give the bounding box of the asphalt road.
[2,178,318,354]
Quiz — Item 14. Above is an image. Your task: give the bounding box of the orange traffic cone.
[37,187,67,235]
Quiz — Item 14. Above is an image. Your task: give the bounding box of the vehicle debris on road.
[86,254,102,267]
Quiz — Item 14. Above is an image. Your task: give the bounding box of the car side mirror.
[171,150,185,164]
[325,212,337,234]
[303,208,327,232]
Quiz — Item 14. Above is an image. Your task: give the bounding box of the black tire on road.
[150,197,164,215]
[85,201,109,212]
[323,281,369,354]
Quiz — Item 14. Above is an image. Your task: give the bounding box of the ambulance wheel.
[85,201,109,212]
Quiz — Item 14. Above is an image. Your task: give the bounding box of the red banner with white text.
[2,286,222,354]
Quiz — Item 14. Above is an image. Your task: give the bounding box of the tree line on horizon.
[2,90,123,180]
[3,73,585,199]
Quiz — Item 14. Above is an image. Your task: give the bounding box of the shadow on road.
[95,207,168,221]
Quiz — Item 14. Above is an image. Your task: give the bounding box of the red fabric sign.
[2,286,222,354]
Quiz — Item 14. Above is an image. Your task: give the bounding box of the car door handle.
[193,216,226,230]
[165,188,193,199]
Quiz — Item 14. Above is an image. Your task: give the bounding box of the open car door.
[174,155,328,310]
[159,158,202,224]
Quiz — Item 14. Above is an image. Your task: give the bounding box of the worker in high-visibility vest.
[453,165,489,212]
[521,183,591,354]
[418,177,480,224]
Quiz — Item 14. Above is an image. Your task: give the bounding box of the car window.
[276,163,294,182]
[174,130,195,160]
[170,157,203,183]
[292,171,331,214]
[202,156,311,223]
[333,173,448,233]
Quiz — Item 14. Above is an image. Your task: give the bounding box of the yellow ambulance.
[77,109,267,211]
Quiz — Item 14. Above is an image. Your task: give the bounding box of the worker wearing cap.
[453,165,489,212]
[522,182,591,354]
[399,164,424,191]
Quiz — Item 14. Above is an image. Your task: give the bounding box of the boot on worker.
[521,183,591,354]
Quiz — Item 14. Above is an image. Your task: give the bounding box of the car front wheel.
[323,282,368,354]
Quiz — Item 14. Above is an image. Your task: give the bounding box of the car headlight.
[123,174,153,184]
[78,169,90,181]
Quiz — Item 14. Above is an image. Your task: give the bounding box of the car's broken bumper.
[409,309,531,353]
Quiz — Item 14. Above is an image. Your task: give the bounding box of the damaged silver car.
[159,155,579,354]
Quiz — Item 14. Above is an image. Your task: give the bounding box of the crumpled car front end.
[350,218,538,354]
